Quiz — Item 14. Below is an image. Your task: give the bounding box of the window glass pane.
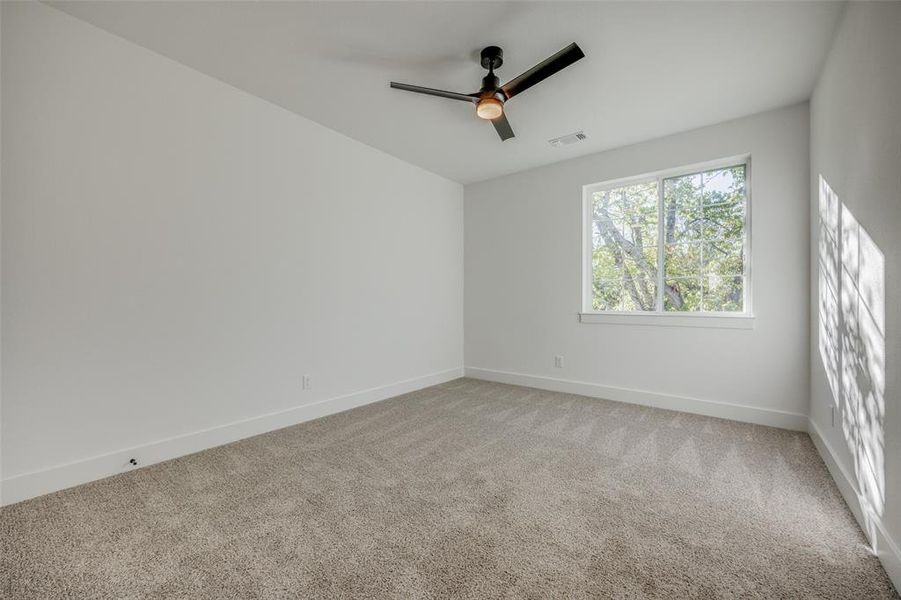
[591,180,659,312]
[592,279,623,311]
[663,164,746,313]
[702,166,745,204]
[664,242,701,279]
[703,240,743,273]
[700,201,744,239]
[663,173,702,244]
[703,273,744,312]
[663,277,702,312]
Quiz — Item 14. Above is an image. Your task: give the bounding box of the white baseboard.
[0,367,463,506]
[463,366,808,431]
[808,418,901,590]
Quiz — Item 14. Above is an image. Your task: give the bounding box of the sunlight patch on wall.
[818,175,886,525]
[839,202,886,518]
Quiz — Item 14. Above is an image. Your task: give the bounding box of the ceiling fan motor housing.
[480,74,503,98]
[479,46,506,101]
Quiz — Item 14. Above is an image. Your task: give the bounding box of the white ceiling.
[47,1,843,184]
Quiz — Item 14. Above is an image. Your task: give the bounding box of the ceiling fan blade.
[491,113,515,141]
[501,43,585,100]
[390,82,477,103]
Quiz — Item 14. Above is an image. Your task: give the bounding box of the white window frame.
[580,154,754,329]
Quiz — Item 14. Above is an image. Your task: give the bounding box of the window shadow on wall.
[818,175,886,544]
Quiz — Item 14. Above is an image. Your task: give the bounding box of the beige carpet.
[1,378,897,599]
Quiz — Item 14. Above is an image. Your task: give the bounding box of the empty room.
[1,0,899,597]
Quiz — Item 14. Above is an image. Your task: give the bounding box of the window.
[582,156,751,326]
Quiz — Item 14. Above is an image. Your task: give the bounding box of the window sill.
[578,312,755,329]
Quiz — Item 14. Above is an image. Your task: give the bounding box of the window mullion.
[699,173,705,312]
[656,176,665,312]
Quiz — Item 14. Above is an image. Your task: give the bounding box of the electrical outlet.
[302,375,311,390]
[554,355,564,368]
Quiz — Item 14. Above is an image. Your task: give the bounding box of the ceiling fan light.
[476,98,503,120]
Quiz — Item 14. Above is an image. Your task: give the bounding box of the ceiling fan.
[389,43,585,141]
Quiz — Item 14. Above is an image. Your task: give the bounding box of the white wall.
[465,104,810,429]
[0,1,463,504]
[0,0,4,495]
[808,2,901,586]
